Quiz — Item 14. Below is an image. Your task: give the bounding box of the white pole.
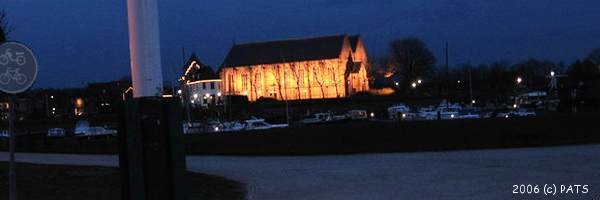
[127,0,163,98]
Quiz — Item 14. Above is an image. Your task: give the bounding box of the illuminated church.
[220,34,370,101]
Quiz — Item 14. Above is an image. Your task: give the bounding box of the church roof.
[221,34,359,68]
[349,35,361,52]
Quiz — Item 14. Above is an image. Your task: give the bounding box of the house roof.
[183,53,203,71]
[183,54,219,81]
[221,34,357,68]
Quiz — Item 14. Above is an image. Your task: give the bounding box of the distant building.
[220,34,369,101]
[86,80,131,114]
[180,54,223,107]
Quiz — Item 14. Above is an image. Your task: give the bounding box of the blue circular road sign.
[0,42,38,94]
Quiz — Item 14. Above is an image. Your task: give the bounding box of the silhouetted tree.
[487,61,514,100]
[366,56,390,88]
[512,59,556,90]
[386,38,436,88]
[568,60,600,111]
[569,60,599,84]
[0,10,10,43]
[586,48,600,65]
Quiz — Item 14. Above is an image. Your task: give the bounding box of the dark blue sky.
[3,0,600,89]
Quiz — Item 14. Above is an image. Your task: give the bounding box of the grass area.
[0,162,245,200]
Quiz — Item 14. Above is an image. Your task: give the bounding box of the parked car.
[243,118,288,131]
[47,128,66,137]
[510,108,536,117]
[182,121,203,134]
[219,121,245,132]
[347,110,368,120]
[74,120,117,138]
[0,130,8,138]
[74,120,91,135]
[301,112,334,124]
[388,104,411,120]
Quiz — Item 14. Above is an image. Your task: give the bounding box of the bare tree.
[289,63,302,99]
[330,64,340,97]
[0,10,12,43]
[271,65,284,100]
[387,38,436,88]
[248,66,258,100]
[313,62,326,99]
[586,48,600,65]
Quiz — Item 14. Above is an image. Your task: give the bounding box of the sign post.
[0,41,38,200]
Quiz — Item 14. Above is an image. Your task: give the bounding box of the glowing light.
[217,92,222,97]
[471,100,476,104]
[550,71,555,77]
[50,95,54,99]
[370,112,375,118]
[451,114,455,118]
[193,94,198,99]
[75,98,84,108]
[516,77,522,84]
[457,80,461,84]
[513,104,517,108]
[394,82,399,86]
[411,82,417,88]
[417,79,422,84]
[402,113,407,118]
[185,79,222,85]
[177,90,182,94]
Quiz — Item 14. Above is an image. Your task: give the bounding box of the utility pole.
[468,66,473,104]
[445,42,450,109]
[182,47,191,122]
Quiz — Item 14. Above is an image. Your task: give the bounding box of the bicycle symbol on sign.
[0,67,28,85]
[0,48,27,66]
[0,48,28,85]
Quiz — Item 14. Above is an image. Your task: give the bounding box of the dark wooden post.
[119,97,186,200]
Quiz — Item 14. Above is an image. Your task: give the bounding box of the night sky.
[3,0,600,89]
